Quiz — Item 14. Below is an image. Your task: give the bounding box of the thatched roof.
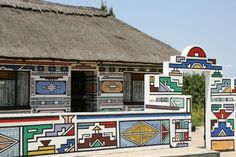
[0,0,179,64]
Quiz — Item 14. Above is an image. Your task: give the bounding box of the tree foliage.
[183,73,205,109]
[100,0,108,12]
[100,0,115,16]
[183,73,205,126]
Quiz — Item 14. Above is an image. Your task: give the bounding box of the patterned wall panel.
[172,119,191,147]
[0,112,191,156]
[77,121,117,150]
[0,127,20,157]
[36,81,66,95]
[119,120,170,148]
[22,115,75,156]
[31,65,71,113]
[101,81,123,93]
[0,61,71,113]
[159,77,182,93]
[97,72,124,111]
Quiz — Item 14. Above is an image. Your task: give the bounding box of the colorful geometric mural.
[172,119,191,147]
[145,45,236,151]
[101,81,123,93]
[0,61,71,113]
[159,77,182,93]
[211,79,232,94]
[31,65,71,112]
[97,73,124,111]
[78,121,117,150]
[22,115,75,156]
[211,103,234,138]
[170,98,184,108]
[119,120,170,147]
[36,81,66,95]
[0,127,20,157]
[0,112,191,156]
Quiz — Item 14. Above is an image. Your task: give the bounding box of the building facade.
[0,0,179,113]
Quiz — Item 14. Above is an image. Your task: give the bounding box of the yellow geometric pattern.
[192,63,203,69]
[28,146,55,156]
[219,130,226,137]
[122,121,159,145]
[223,85,231,93]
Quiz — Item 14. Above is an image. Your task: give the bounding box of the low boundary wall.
[0,112,191,156]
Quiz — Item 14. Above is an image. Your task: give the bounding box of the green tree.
[100,0,108,12]
[100,0,115,16]
[108,7,115,16]
[183,73,205,126]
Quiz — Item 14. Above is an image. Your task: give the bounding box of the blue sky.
[47,0,236,77]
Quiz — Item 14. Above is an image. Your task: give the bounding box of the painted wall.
[145,46,235,151]
[0,62,71,113]
[97,72,124,111]
[0,112,190,156]
[97,65,161,112]
[31,65,71,113]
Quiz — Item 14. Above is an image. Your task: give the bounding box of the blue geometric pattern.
[119,120,161,147]
[0,127,19,157]
[169,59,222,70]
[36,81,66,95]
[211,122,234,137]
[57,139,75,153]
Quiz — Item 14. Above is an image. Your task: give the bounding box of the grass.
[192,105,204,127]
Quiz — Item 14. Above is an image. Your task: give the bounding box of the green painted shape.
[171,98,184,108]
[227,119,234,130]
[211,72,223,78]
[162,120,170,130]
[159,77,182,92]
[91,140,103,148]
[163,133,170,144]
[180,132,184,141]
[211,104,222,112]
[181,120,185,128]
[162,120,170,144]
[23,124,52,156]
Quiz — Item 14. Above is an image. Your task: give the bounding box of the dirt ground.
[192,127,236,157]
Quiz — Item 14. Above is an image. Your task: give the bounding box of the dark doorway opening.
[71,71,86,112]
[71,71,96,112]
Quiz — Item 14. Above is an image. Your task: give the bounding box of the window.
[0,71,30,109]
[123,73,144,105]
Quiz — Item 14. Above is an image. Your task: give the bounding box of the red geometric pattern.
[213,109,232,119]
[162,123,169,143]
[187,47,207,58]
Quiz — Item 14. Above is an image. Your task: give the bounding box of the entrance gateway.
[145,45,235,151]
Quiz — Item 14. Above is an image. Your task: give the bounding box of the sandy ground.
[191,127,236,157]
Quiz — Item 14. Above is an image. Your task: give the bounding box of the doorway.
[71,71,86,112]
[183,73,206,148]
[71,71,96,112]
